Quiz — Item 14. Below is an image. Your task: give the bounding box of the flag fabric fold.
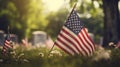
[54,8,95,56]
[2,34,13,55]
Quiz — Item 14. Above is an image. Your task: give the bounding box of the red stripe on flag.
[82,28,95,51]
[3,46,7,50]
[5,42,12,48]
[81,29,93,52]
[78,34,90,56]
[59,32,79,54]
[62,27,85,55]
[54,42,73,55]
[5,40,10,44]
[79,29,92,55]
[57,37,77,54]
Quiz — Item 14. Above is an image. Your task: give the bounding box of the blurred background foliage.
[0,0,47,40]
[45,9,68,39]
[0,0,115,44]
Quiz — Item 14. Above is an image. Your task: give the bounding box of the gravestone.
[88,33,94,42]
[0,30,5,46]
[32,31,47,47]
[99,37,103,45]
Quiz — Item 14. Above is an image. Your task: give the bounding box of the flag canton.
[64,10,84,35]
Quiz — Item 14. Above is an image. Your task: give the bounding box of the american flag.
[54,9,95,56]
[2,34,13,55]
[22,38,28,47]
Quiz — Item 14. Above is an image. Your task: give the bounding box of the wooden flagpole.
[47,3,77,57]
[8,26,10,34]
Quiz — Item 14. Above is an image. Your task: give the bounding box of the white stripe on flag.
[62,26,85,55]
[58,30,79,54]
[55,40,74,55]
[82,28,95,52]
[79,30,92,55]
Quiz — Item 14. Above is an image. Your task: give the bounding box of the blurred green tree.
[11,0,48,39]
[45,8,68,39]
[0,0,48,41]
[0,0,17,33]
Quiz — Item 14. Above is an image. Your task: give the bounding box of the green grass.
[0,46,120,67]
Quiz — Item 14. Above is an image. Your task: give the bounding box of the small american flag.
[54,9,95,56]
[2,34,13,55]
[22,38,28,47]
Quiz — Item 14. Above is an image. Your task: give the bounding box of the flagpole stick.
[68,3,77,17]
[8,26,10,34]
[47,3,77,57]
[47,43,55,57]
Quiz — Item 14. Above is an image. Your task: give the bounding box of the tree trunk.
[102,0,120,47]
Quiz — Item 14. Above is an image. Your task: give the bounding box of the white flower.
[39,52,44,57]
[50,50,62,56]
[93,45,111,61]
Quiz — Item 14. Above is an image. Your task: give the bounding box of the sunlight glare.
[42,0,65,12]
[93,1,99,8]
